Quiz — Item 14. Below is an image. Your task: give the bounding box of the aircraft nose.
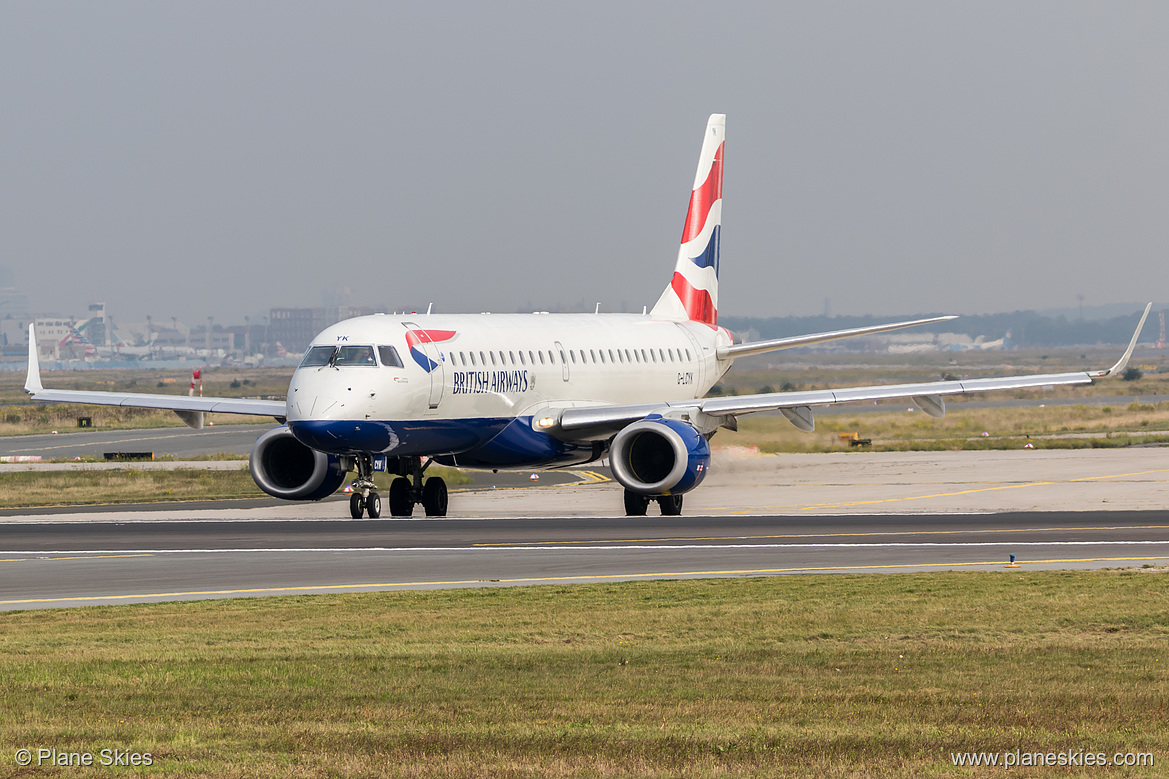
[308,395,340,418]
[288,392,344,420]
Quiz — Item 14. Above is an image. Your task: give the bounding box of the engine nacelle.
[609,417,711,496]
[249,426,347,501]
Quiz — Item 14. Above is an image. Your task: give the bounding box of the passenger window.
[685,349,692,361]
[470,352,477,366]
[519,351,526,366]
[509,351,515,365]
[538,351,545,365]
[378,345,404,368]
[489,351,496,366]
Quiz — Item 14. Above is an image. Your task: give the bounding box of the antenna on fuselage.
[426,303,433,315]
[595,303,600,314]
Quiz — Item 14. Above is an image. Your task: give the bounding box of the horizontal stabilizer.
[717,316,958,360]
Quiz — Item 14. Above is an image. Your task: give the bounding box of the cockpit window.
[299,345,335,368]
[298,344,378,368]
[378,345,404,368]
[334,345,377,366]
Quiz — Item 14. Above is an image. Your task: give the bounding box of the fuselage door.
[554,340,569,382]
[404,322,445,410]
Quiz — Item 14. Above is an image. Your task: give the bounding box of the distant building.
[269,308,319,354]
[269,306,377,353]
[33,317,76,359]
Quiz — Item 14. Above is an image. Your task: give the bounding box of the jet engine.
[608,417,711,496]
[249,426,347,501]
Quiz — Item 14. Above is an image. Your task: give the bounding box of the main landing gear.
[389,456,447,517]
[624,490,683,517]
[347,455,448,518]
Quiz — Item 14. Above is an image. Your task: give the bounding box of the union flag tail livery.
[651,113,724,325]
[23,113,1151,519]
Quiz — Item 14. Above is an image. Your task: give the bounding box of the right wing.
[555,303,1152,437]
[25,325,288,425]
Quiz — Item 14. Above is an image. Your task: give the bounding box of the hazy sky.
[2,3,1167,325]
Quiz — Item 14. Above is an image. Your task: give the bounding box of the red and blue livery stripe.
[405,329,457,372]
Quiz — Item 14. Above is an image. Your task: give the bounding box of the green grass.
[1,572,1166,777]
[0,467,264,507]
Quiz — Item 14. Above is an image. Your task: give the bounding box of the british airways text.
[452,370,530,394]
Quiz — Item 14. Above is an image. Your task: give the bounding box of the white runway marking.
[4,540,1169,557]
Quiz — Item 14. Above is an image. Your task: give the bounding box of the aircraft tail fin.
[650,113,724,325]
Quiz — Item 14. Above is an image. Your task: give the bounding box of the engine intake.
[609,417,710,496]
[249,426,347,501]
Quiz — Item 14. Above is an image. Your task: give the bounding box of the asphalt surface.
[3,510,1168,610]
[3,430,1169,611]
[0,424,274,459]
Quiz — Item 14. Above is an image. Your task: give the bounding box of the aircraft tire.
[624,490,649,517]
[389,478,413,517]
[422,477,448,517]
[349,493,364,519]
[658,494,684,516]
[366,492,382,518]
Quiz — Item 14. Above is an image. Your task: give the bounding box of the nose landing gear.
[348,454,448,518]
[347,454,381,518]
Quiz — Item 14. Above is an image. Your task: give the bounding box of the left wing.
[554,303,1152,437]
[24,324,287,427]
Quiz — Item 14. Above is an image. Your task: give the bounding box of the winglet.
[25,324,43,394]
[1092,302,1152,378]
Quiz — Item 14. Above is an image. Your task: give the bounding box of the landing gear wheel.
[657,494,684,516]
[624,490,650,517]
[349,493,364,519]
[422,477,448,517]
[366,491,382,518]
[389,477,414,517]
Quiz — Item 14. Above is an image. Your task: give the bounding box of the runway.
[3,447,1169,610]
[3,511,1169,610]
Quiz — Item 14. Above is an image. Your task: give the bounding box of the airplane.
[58,320,157,360]
[24,114,1151,519]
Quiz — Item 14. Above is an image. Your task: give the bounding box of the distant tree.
[1123,367,1143,381]
[758,385,776,395]
[780,381,797,392]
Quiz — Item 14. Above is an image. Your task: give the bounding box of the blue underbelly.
[288,416,592,468]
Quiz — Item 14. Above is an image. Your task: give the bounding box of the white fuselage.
[285,313,734,467]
